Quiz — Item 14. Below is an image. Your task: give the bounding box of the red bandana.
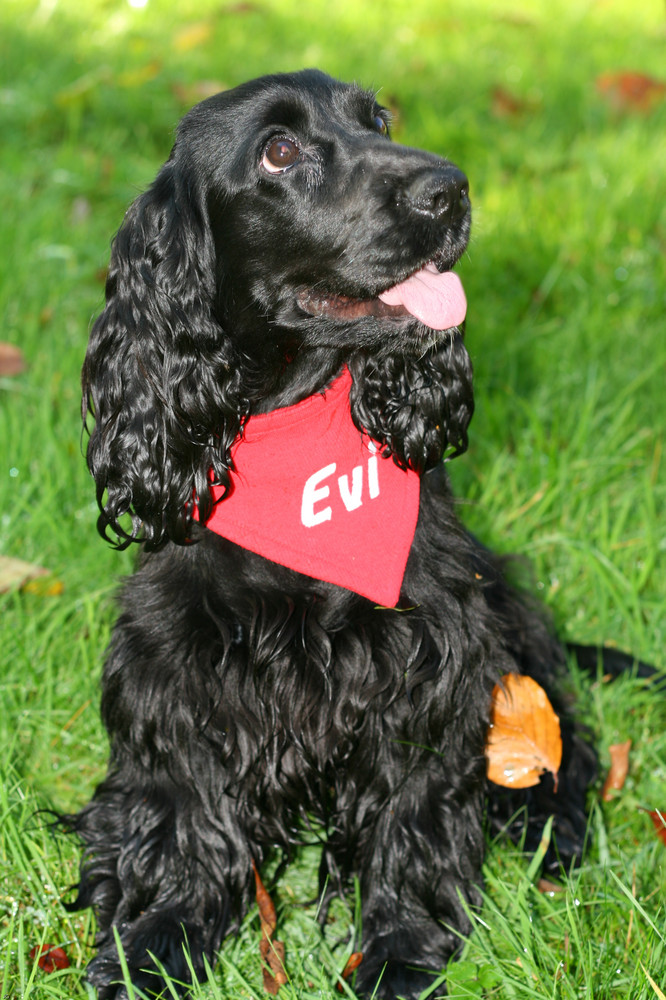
[198,368,421,606]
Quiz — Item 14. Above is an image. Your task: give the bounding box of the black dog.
[67,69,609,998]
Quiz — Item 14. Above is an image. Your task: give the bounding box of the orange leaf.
[601,739,631,801]
[0,342,26,376]
[596,71,666,114]
[337,952,363,991]
[252,861,287,993]
[30,944,70,972]
[537,878,565,895]
[252,859,277,938]
[486,674,562,789]
[645,809,666,847]
[491,85,532,119]
[260,936,287,994]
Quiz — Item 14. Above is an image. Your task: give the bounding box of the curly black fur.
[64,70,610,999]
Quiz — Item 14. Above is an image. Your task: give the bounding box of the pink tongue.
[379,264,467,330]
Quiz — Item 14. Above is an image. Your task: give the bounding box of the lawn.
[0,0,665,997]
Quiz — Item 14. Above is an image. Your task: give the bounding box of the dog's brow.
[348,86,383,120]
[255,96,311,134]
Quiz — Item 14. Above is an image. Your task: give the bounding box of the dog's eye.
[262,138,300,173]
[373,115,389,136]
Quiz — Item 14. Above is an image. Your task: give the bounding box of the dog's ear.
[349,334,474,473]
[82,157,246,549]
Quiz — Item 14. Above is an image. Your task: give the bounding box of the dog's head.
[186,70,471,357]
[83,70,474,548]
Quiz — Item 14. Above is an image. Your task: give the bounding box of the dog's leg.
[68,769,253,999]
[64,561,259,998]
[350,755,486,1000]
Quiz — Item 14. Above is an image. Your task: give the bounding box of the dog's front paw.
[88,958,173,1000]
[355,958,443,1000]
[94,984,132,1000]
[85,915,204,1000]
[89,963,188,1000]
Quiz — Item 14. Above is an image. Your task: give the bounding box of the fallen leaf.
[22,576,65,597]
[252,859,277,938]
[171,80,226,106]
[30,944,70,972]
[252,861,287,994]
[173,21,213,52]
[537,878,565,895]
[117,61,161,89]
[640,963,666,1000]
[0,342,27,376]
[486,674,562,789]
[337,952,363,991]
[0,556,50,594]
[597,71,666,114]
[260,936,287,994]
[645,809,666,847]
[601,739,631,801]
[222,1,263,12]
[491,85,533,119]
[494,11,537,26]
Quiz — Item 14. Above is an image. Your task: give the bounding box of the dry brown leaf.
[640,963,666,1000]
[337,952,363,992]
[642,809,666,847]
[491,85,533,119]
[117,61,162,88]
[0,556,51,594]
[601,739,631,801]
[260,936,287,995]
[171,80,226,106]
[486,674,562,789]
[0,342,27,376]
[252,860,287,994]
[173,21,213,52]
[222,1,263,12]
[252,859,277,938]
[537,878,565,895]
[597,71,666,114]
[29,944,70,972]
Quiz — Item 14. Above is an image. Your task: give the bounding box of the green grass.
[1,0,665,996]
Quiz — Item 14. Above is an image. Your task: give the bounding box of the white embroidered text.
[301,446,380,527]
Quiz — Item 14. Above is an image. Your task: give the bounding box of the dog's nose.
[405,166,470,223]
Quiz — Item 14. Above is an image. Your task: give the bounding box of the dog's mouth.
[297,262,467,332]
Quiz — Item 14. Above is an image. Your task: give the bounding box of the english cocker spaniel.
[66,69,619,999]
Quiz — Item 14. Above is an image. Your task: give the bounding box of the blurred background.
[1,0,665,996]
